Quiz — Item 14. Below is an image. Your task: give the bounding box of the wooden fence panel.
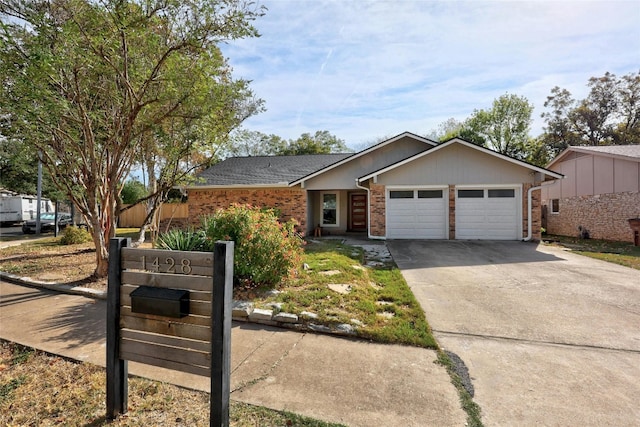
[118,203,189,228]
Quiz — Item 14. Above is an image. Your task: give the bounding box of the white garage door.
[386,189,447,239]
[456,188,520,240]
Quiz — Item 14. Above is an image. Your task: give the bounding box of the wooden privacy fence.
[118,203,189,228]
[107,237,234,427]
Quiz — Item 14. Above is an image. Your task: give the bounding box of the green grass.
[436,351,483,427]
[544,235,640,270]
[258,240,437,349]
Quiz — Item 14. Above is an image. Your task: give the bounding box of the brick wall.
[448,185,456,240]
[522,184,542,241]
[369,183,386,237]
[544,191,640,243]
[187,187,308,234]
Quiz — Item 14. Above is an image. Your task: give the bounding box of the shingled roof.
[196,153,353,186]
[568,145,640,159]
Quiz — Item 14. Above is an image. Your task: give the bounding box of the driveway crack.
[433,329,640,354]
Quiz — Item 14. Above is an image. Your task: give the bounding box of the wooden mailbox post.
[107,238,234,426]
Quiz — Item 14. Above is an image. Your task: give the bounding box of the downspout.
[355,179,385,240]
[523,185,542,242]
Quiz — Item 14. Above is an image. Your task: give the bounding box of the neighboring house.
[187,132,563,241]
[541,145,640,243]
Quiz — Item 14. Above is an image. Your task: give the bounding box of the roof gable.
[547,145,640,168]
[290,132,437,186]
[359,138,564,182]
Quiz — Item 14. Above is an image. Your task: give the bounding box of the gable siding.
[375,143,534,185]
[594,156,614,195]
[545,153,640,199]
[303,136,430,190]
[615,158,640,193]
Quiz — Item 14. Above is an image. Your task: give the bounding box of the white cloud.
[222,0,640,148]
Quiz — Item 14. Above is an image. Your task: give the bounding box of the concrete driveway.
[387,240,640,426]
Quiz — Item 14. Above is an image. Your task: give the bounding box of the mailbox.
[130,286,190,318]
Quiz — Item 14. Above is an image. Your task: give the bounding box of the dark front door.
[349,193,367,231]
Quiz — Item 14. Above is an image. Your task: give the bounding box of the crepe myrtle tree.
[0,0,265,277]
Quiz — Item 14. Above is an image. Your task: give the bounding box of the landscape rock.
[300,311,318,320]
[335,324,356,335]
[249,308,273,322]
[232,301,254,318]
[273,312,299,323]
[328,283,352,294]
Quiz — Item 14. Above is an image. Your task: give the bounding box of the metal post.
[107,237,130,419]
[210,241,234,427]
[36,151,42,234]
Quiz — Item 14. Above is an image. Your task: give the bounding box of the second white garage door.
[455,187,520,240]
[386,189,447,239]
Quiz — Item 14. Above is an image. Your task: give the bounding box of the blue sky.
[221,0,640,149]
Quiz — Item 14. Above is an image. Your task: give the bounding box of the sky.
[221,0,640,150]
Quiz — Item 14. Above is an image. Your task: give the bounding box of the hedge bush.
[60,226,92,245]
[155,205,303,287]
[201,205,303,287]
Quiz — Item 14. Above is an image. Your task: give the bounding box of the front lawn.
[254,239,436,348]
[543,235,640,270]
[0,234,436,348]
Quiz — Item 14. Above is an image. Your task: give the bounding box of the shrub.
[155,228,206,251]
[60,226,92,245]
[201,204,303,287]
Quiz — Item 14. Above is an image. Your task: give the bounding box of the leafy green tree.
[0,137,38,195]
[225,129,287,156]
[464,94,534,159]
[278,130,351,155]
[613,72,640,145]
[426,118,466,142]
[541,71,640,157]
[224,129,351,157]
[0,136,64,199]
[0,0,264,277]
[120,179,147,205]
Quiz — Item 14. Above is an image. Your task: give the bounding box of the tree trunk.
[94,248,109,278]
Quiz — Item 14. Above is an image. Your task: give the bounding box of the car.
[22,213,73,234]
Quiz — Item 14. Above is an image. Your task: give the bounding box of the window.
[488,189,515,198]
[551,199,560,214]
[418,190,443,199]
[322,193,338,226]
[458,189,484,198]
[389,190,414,199]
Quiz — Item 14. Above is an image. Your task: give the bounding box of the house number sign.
[140,255,193,274]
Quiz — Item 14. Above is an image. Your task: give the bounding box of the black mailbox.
[130,286,190,318]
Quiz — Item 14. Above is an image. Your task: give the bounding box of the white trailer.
[0,195,53,225]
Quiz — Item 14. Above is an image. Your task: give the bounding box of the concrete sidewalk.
[0,280,465,426]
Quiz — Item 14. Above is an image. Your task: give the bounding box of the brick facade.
[522,184,542,241]
[187,187,308,234]
[544,191,640,243]
[369,183,386,237]
[448,185,456,240]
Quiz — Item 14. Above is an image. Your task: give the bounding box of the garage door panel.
[456,187,519,240]
[387,190,446,239]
